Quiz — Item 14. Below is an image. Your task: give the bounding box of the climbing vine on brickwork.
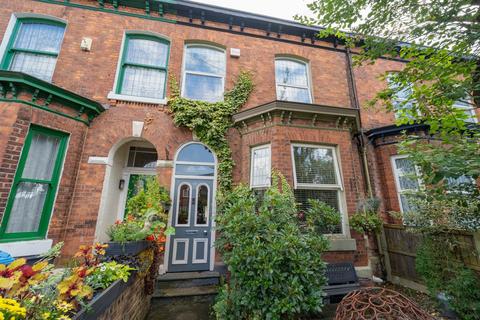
[168,71,254,193]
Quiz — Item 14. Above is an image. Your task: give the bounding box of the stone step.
[156,271,221,290]
[153,285,219,298]
[148,295,216,320]
[158,271,220,281]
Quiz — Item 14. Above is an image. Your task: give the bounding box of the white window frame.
[291,144,343,191]
[274,57,313,104]
[250,144,271,189]
[291,143,347,236]
[181,43,226,102]
[391,155,423,213]
[453,99,478,123]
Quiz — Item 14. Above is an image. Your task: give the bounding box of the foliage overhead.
[169,71,254,193]
[214,174,329,319]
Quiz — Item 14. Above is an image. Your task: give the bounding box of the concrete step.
[154,285,219,298]
[150,271,220,319]
[156,271,220,290]
[158,271,220,281]
[148,295,216,320]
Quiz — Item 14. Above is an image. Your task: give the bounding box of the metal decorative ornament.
[335,287,435,320]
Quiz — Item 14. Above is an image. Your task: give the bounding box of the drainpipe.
[345,47,373,197]
[346,46,389,279]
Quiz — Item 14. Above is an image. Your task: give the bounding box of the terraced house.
[0,0,477,277]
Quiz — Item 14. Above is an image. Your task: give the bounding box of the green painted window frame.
[0,17,66,79]
[115,33,170,99]
[0,125,69,242]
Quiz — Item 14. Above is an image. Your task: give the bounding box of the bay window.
[292,144,344,234]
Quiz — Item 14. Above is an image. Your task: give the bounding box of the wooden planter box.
[105,240,150,256]
[72,274,135,320]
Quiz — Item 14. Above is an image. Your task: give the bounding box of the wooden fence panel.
[383,224,480,283]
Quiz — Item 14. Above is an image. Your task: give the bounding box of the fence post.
[379,225,392,282]
[473,232,480,260]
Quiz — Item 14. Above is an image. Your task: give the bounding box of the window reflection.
[196,185,208,225]
[177,184,190,225]
[177,144,214,163]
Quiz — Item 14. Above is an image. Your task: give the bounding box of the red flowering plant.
[107,208,174,244]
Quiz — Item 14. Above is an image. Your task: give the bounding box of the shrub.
[416,234,480,319]
[214,174,329,320]
[126,177,170,223]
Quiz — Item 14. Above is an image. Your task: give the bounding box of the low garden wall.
[76,274,151,320]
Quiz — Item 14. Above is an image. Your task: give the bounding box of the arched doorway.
[94,138,158,243]
[166,142,216,272]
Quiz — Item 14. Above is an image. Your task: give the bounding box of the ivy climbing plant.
[168,71,254,193]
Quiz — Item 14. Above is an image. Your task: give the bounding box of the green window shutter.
[0,18,66,82]
[0,125,69,242]
[116,34,170,99]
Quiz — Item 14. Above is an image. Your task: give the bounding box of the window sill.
[107,92,167,105]
[0,239,53,257]
[326,237,357,251]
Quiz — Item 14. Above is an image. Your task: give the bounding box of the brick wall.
[0,102,88,244]
[96,276,151,320]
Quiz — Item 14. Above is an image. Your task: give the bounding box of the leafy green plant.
[214,173,329,319]
[169,71,254,193]
[349,212,382,234]
[416,234,480,319]
[126,177,170,223]
[305,199,342,234]
[107,209,174,243]
[106,218,146,242]
[85,261,134,290]
[349,197,382,234]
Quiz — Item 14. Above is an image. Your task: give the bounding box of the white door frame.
[164,142,218,272]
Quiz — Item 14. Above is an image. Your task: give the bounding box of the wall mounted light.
[119,179,125,190]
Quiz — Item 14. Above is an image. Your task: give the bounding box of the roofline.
[174,0,325,33]
[365,123,429,141]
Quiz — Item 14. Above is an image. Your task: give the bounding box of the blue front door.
[168,178,213,272]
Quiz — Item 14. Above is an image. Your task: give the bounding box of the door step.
[154,285,218,298]
[155,271,220,291]
[148,272,221,320]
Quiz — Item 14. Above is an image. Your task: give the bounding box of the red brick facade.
[0,0,466,273]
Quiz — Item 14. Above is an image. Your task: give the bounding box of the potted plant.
[105,209,173,256]
[105,177,173,256]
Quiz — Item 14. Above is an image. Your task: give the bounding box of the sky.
[191,0,313,22]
